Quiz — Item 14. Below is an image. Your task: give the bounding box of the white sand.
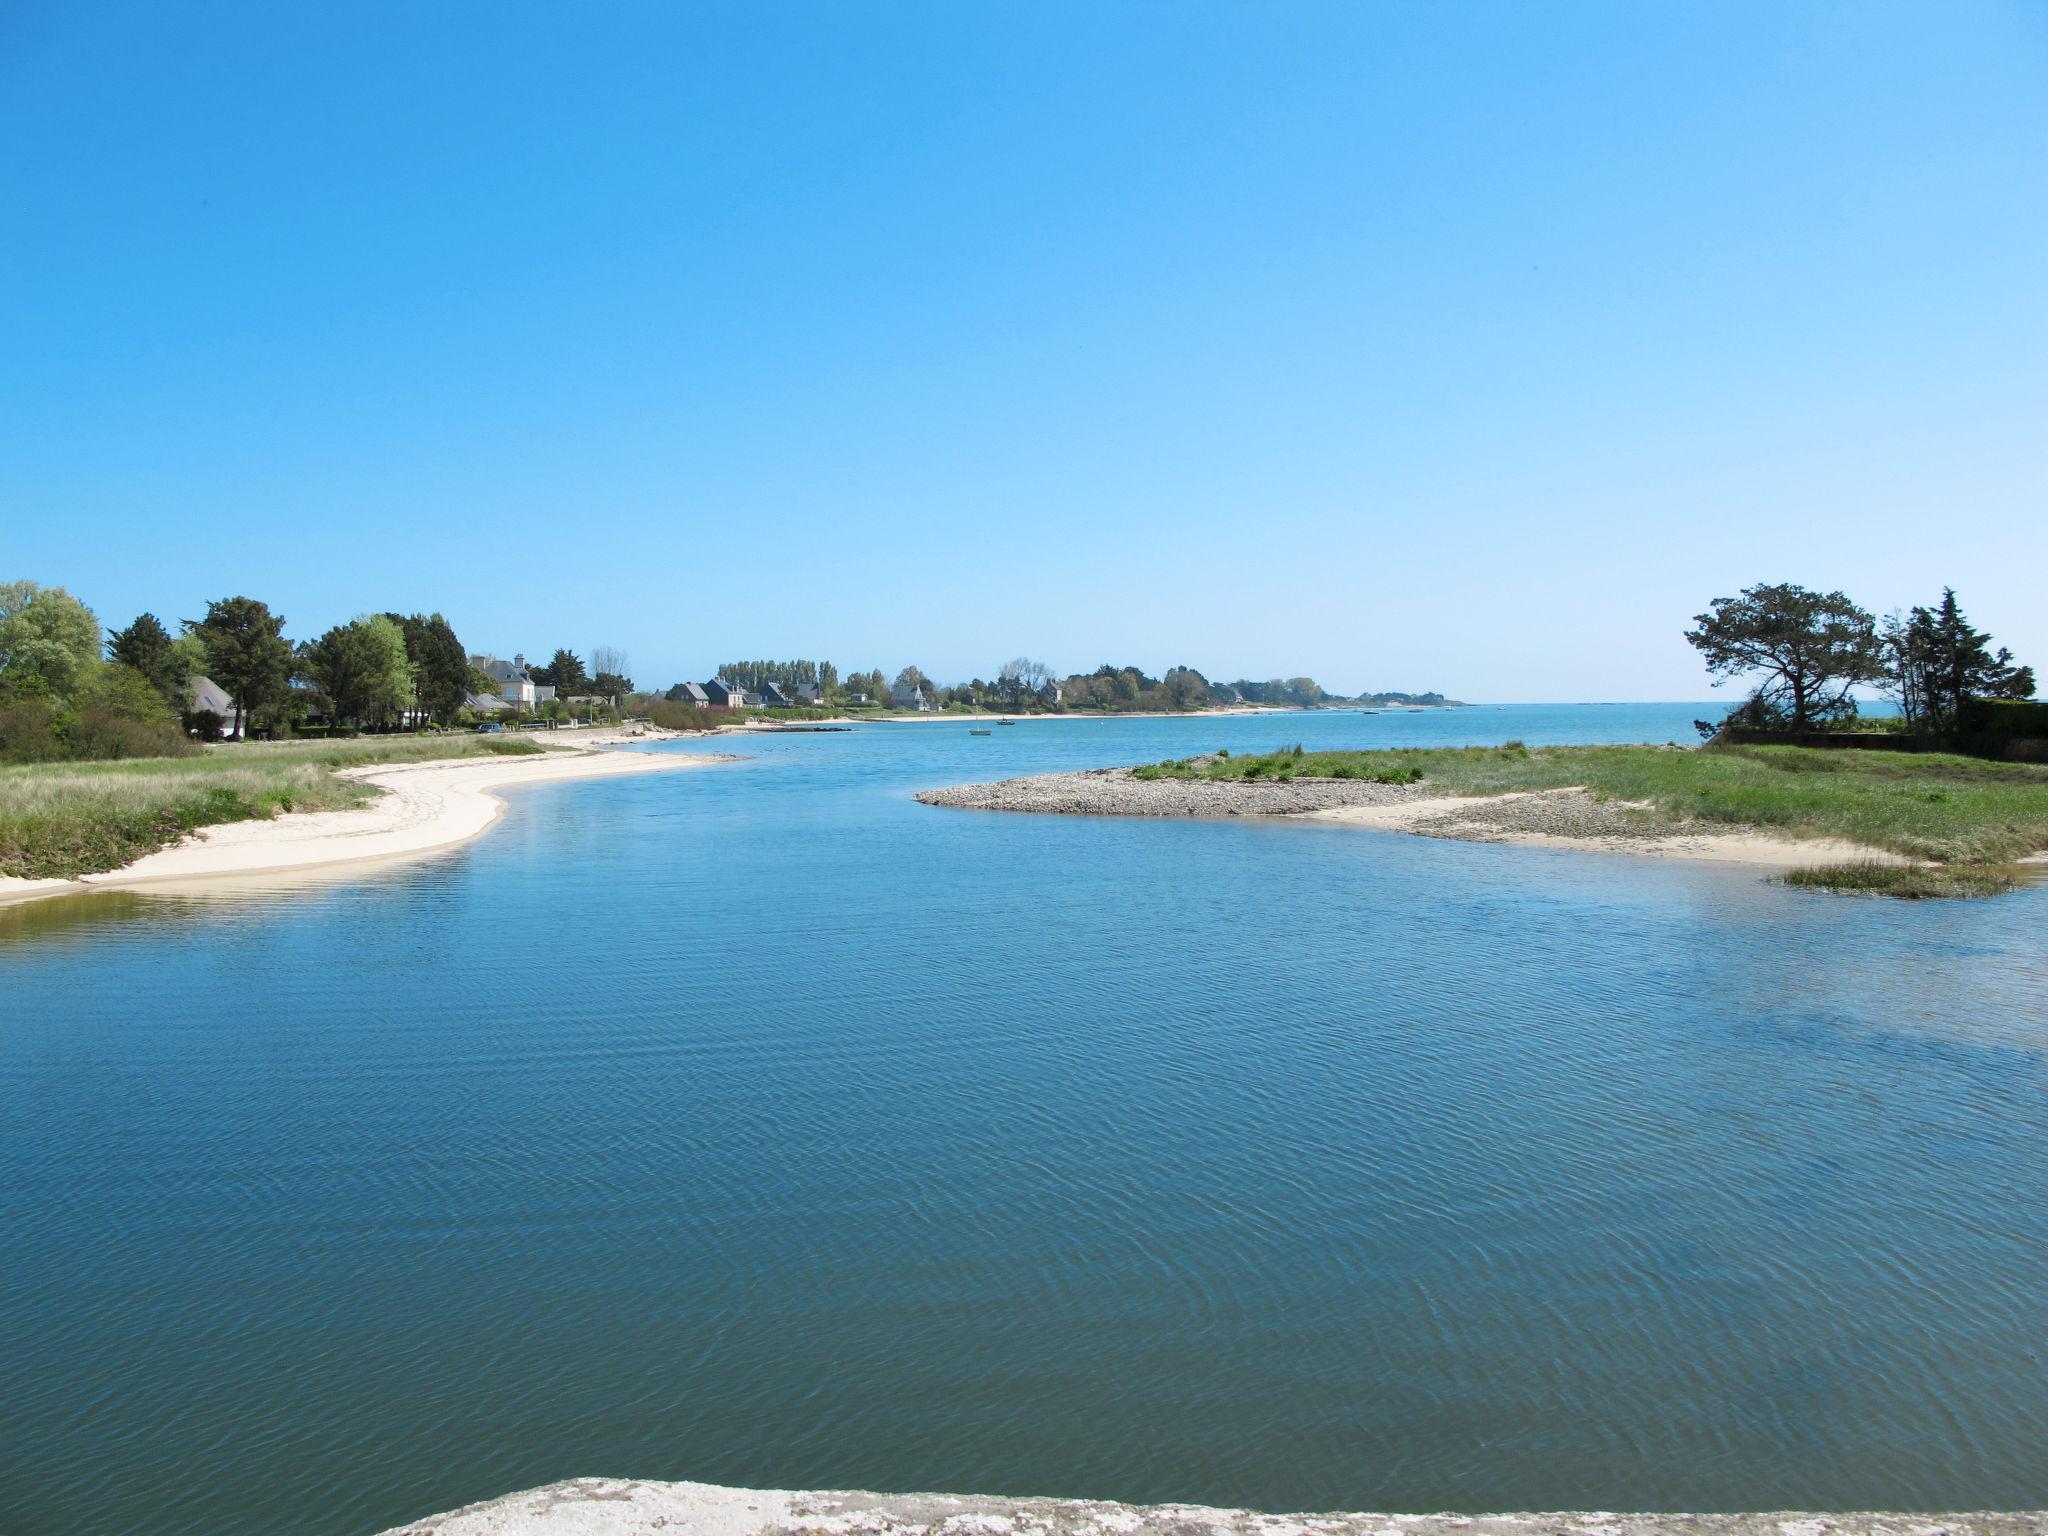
[1307,791,1914,869]
[0,747,719,907]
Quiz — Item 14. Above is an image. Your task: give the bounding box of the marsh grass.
[1132,743,2048,866]
[1,734,554,879]
[1779,861,2028,900]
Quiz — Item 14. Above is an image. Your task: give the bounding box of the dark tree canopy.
[537,648,589,696]
[1886,588,2035,731]
[1685,582,1885,731]
[383,612,470,726]
[186,596,291,737]
[106,612,187,710]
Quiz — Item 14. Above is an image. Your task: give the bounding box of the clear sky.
[4,2,2043,700]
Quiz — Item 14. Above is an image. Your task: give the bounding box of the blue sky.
[4,2,2043,700]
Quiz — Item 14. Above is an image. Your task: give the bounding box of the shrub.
[1780,861,2023,900]
[0,696,65,762]
[645,697,721,732]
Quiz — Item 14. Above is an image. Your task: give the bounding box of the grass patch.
[1129,742,2048,868]
[1779,861,2027,899]
[0,733,558,879]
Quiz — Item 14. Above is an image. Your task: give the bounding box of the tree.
[107,612,188,710]
[1163,666,1210,709]
[1886,588,2034,732]
[997,657,1052,708]
[385,612,472,726]
[540,648,589,697]
[187,596,292,739]
[302,620,377,729]
[819,660,839,698]
[589,646,631,700]
[1685,583,1884,731]
[0,582,102,699]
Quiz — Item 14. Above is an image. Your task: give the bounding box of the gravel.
[914,766,1435,818]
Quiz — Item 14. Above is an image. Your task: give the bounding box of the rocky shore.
[378,1480,2048,1536]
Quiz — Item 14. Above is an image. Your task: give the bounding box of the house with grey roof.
[471,654,557,712]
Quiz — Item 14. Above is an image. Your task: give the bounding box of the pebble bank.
[377,1480,2048,1536]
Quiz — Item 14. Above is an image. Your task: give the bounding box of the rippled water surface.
[5,706,2046,1536]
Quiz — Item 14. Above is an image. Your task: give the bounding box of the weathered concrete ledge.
[377,1479,2048,1536]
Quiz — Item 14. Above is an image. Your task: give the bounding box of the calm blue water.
[5,705,2046,1536]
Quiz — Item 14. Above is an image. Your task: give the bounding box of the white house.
[898,684,933,712]
[185,675,244,738]
[473,655,557,711]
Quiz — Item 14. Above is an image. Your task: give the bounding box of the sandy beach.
[0,744,722,907]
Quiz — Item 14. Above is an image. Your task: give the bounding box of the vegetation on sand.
[1777,861,2025,900]
[1,734,549,881]
[1130,741,2048,889]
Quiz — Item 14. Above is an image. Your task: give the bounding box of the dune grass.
[0,734,553,880]
[1777,861,2026,900]
[1133,741,2048,870]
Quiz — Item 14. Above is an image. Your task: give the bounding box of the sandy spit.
[0,746,724,908]
[917,769,1911,870]
[376,1478,2048,1536]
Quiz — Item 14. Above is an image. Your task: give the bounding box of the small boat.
[997,718,1016,726]
[970,728,992,736]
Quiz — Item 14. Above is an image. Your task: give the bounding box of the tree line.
[661,656,1347,714]
[1,578,636,762]
[1686,582,2035,737]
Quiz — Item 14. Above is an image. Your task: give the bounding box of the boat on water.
[997,718,1016,726]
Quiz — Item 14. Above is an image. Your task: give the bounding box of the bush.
[1960,698,2048,742]
[0,697,66,762]
[1780,861,2023,900]
[64,703,190,760]
[645,697,721,732]
[185,708,225,743]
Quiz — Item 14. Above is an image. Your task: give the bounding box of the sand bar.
[0,745,723,907]
[917,769,1912,869]
[376,1478,2048,1536]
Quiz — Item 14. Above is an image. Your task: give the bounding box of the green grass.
[1777,861,2027,900]
[1130,741,2048,869]
[0,734,554,880]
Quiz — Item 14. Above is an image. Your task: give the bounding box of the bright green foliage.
[0,582,102,699]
